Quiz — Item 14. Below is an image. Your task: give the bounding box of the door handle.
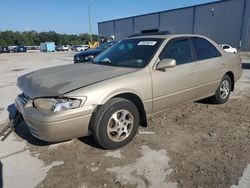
[189,71,197,75]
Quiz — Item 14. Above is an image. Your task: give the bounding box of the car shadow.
[195,98,213,105]
[7,104,16,120]
[14,121,50,146]
[7,104,50,147]
[7,104,102,148]
[242,63,250,69]
[78,136,103,149]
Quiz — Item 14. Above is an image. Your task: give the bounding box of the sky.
[0,0,218,35]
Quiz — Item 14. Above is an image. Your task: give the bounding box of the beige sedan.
[15,34,242,149]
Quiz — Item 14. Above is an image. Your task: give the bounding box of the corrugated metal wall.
[241,0,250,51]
[159,8,194,34]
[133,14,159,33]
[194,0,244,47]
[98,21,114,38]
[98,0,250,51]
[114,18,133,40]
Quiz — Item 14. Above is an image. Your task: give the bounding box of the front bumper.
[15,94,94,142]
[74,57,87,64]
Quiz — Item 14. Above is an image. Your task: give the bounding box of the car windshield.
[96,42,114,50]
[92,38,163,68]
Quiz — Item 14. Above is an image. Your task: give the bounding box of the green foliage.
[0,30,98,46]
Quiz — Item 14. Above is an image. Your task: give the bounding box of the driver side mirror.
[156,59,176,70]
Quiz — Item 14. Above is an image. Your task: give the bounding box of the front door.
[151,38,197,113]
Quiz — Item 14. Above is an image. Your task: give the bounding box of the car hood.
[75,49,103,57]
[17,63,137,98]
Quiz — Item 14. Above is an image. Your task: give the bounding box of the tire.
[90,98,140,150]
[210,74,232,104]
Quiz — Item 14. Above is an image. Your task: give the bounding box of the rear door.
[191,37,224,99]
[151,37,197,113]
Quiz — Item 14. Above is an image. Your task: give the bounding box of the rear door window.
[192,37,221,61]
[159,38,193,66]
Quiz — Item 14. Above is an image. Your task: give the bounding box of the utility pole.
[88,4,93,44]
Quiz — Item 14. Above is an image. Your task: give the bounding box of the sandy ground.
[0,52,250,188]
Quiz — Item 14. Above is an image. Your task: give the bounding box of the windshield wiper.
[93,57,115,66]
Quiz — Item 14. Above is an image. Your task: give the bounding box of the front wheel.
[210,74,232,104]
[90,98,139,150]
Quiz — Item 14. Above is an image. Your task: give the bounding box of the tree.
[0,30,99,46]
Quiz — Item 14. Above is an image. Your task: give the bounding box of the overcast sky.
[0,0,218,34]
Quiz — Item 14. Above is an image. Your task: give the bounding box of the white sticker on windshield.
[137,41,157,46]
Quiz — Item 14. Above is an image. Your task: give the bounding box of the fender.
[98,88,145,105]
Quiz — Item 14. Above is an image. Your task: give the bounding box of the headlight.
[84,55,94,61]
[33,97,86,112]
[33,98,57,111]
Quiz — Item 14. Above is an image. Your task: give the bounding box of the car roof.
[129,34,207,39]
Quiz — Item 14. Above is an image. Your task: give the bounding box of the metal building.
[98,0,250,51]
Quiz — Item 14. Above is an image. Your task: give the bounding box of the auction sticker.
[138,41,157,46]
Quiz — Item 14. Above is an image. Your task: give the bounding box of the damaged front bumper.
[15,93,94,142]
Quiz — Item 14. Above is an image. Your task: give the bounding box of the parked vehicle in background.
[74,41,116,63]
[71,45,90,52]
[8,46,17,53]
[57,45,70,51]
[0,47,10,53]
[13,46,27,53]
[16,33,242,149]
[26,46,40,50]
[70,45,77,51]
[40,42,55,52]
[220,44,237,53]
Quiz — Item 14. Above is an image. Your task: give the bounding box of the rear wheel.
[210,74,232,104]
[90,98,139,150]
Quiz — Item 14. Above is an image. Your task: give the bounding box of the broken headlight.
[33,97,86,112]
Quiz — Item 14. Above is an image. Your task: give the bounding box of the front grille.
[19,93,30,105]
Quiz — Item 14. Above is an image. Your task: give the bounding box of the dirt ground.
[0,52,250,188]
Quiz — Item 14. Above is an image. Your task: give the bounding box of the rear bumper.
[15,95,94,142]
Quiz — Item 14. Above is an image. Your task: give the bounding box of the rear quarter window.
[192,37,221,61]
